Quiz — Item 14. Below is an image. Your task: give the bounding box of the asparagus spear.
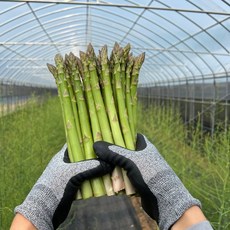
[79,51,114,196]
[66,53,93,159]
[110,44,118,109]
[64,54,83,148]
[125,54,135,142]
[112,46,135,150]
[130,53,145,135]
[49,54,93,199]
[86,46,125,194]
[100,45,127,193]
[77,53,102,143]
[120,43,131,101]
[100,45,125,147]
[48,43,145,197]
[86,44,113,143]
[54,54,84,162]
[66,52,106,198]
[111,45,137,195]
[47,64,74,162]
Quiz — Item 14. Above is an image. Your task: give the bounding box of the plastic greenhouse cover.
[0,0,230,87]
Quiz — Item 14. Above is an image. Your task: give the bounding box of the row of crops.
[0,82,56,116]
[0,94,229,229]
[138,82,230,135]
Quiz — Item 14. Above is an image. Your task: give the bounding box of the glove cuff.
[187,221,213,230]
[15,184,58,230]
[148,170,201,230]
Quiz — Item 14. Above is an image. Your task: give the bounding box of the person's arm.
[93,134,213,230]
[10,214,37,230]
[11,144,113,230]
[172,206,207,230]
[11,206,207,230]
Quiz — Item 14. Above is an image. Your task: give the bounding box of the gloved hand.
[15,144,113,230]
[93,133,201,230]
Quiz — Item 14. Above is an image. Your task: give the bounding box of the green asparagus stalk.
[48,43,145,198]
[51,54,93,199]
[47,64,74,163]
[66,52,106,198]
[120,43,131,101]
[78,51,113,196]
[131,53,145,135]
[95,51,104,95]
[100,45,125,147]
[110,44,118,109]
[112,47,135,150]
[54,54,84,161]
[100,45,127,192]
[87,45,129,194]
[77,54,102,143]
[64,54,83,148]
[86,44,113,143]
[112,45,136,195]
[125,54,135,142]
[66,53,93,159]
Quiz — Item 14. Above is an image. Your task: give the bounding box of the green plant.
[0,96,65,229]
[1,97,229,230]
[47,43,145,196]
[137,103,230,229]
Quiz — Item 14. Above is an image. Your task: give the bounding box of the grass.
[0,95,65,229]
[137,103,230,229]
[0,96,229,229]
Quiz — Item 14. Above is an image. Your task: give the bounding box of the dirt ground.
[130,196,158,230]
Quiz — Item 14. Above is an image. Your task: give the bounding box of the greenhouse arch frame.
[1,0,230,132]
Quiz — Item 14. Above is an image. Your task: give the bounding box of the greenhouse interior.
[1,0,230,229]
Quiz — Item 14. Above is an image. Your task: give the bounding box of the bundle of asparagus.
[47,43,145,199]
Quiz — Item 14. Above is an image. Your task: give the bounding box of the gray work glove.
[93,134,201,230]
[15,144,113,230]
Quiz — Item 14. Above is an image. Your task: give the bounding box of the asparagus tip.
[124,43,131,50]
[47,64,59,80]
[87,43,96,62]
[69,51,75,57]
[54,54,64,66]
[100,45,108,64]
[123,43,131,60]
[47,63,57,75]
[79,51,86,61]
[88,43,93,50]
[139,52,145,64]
[114,42,120,50]
[76,57,83,73]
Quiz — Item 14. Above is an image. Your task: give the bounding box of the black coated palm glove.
[93,134,201,230]
[15,144,113,230]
